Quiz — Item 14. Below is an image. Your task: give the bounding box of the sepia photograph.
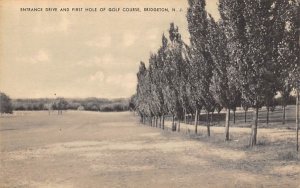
[0,0,299,187]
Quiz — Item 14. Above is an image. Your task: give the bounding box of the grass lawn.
[0,109,299,188]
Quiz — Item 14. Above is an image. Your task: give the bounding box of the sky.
[0,0,219,99]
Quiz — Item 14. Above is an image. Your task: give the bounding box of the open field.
[0,110,299,188]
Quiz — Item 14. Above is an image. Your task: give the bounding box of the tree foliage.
[0,92,13,114]
[134,0,299,147]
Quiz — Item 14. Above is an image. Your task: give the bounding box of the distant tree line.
[132,0,299,148]
[11,97,130,112]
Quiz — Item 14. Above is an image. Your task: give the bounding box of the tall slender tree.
[219,0,277,146]
[168,23,191,131]
[276,0,300,150]
[187,0,216,136]
[207,14,241,141]
[243,0,278,147]
[136,62,151,123]
[156,34,170,129]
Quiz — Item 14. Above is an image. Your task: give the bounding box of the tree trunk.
[156,117,158,128]
[152,117,154,127]
[206,112,210,137]
[172,115,174,129]
[225,108,230,141]
[153,117,155,127]
[159,116,162,128]
[172,115,176,131]
[266,107,269,125]
[184,109,187,124]
[233,110,236,124]
[296,89,299,152]
[210,112,214,124]
[192,113,195,125]
[151,117,154,127]
[162,115,165,130]
[177,120,180,132]
[244,110,247,123]
[194,109,198,134]
[250,107,259,147]
[282,106,286,125]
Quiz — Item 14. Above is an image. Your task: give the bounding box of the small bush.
[277,151,298,161]
[257,138,268,146]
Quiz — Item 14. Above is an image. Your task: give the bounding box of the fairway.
[0,111,299,188]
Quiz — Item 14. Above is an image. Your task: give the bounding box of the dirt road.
[0,111,299,187]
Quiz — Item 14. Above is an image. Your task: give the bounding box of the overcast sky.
[0,0,219,99]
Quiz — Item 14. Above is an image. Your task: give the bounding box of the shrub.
[0,92,13,114]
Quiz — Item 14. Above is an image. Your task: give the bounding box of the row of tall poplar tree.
[133,0,299,148]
